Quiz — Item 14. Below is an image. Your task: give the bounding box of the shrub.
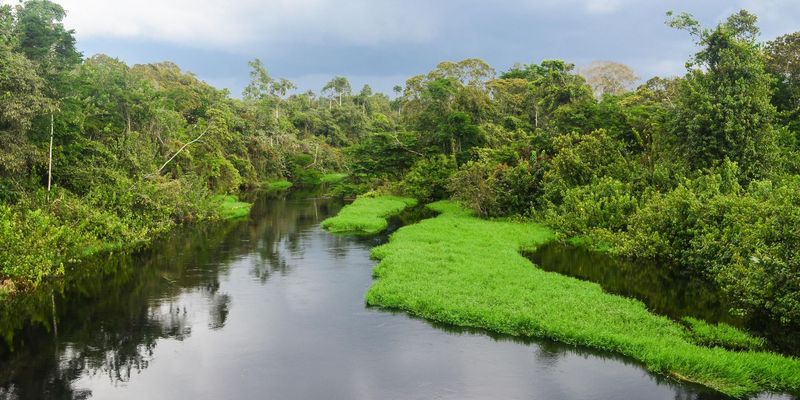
[402,155,455,202]
[544,177,638,236]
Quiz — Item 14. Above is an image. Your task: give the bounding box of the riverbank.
[359,200,800,398]
[0,191,255,296]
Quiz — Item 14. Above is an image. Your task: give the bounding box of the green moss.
[210,195,252,220]
[365,200,800,398]
[319,173,348,184]
[321,195,417,235]
[682,317,766,351]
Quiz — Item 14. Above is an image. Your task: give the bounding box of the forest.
[1,2,800,394]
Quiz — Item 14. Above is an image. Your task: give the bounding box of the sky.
[28,0,800,96]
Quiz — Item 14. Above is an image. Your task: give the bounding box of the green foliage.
[669,10,777,181]
[0,204,72,285]
[3,1,800,379]
[545,129,630,191]
[0,43,47,132]
[544,177,638,235]
[622,171,800,324]
[682,317,766,351]
[320,195,417,235]
[401,155,455,202]
[365,201,800,398]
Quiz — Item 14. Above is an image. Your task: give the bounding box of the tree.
[579,61,638,98]
[242,58,295,100]
[502,60,595,132]
[322,76,351,107]
[668,10,776,180]
[0,44,47,133]
[242,59,296,126]
[11,0,81,93]
[765,32,800,132]
[0,43,48,181]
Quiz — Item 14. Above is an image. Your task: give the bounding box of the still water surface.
[0,192,783,399]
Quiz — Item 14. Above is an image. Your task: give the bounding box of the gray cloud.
[58,0,800,96]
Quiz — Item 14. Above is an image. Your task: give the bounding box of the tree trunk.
[47,112,54,193]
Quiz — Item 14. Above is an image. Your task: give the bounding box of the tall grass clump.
[364,200,800,398]
[682,317,766,351]
[210,195,252,220]
[321,195,417,234]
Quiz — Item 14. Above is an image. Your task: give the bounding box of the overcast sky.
[34,0,800,96]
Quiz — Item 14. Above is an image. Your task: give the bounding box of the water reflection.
[0,192,337,399]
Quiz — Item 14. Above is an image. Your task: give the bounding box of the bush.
[0,204,82,286]
[623,172,800,324]
[449,160,495,216]
[450,153,545,217]
[543,177,638,236]
[402,155,455,202]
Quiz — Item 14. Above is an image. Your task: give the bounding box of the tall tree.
[11,0,81,93]
[668,10,776,180]
[502,60,595,132]
[579,61,638,98]
[765,32,800,133]
[322,76,351,107]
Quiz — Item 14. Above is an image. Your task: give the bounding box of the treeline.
[0,1,395,288]
[343,11,800,326]
[2,1,799,327]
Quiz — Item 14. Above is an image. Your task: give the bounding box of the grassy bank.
[364,201,800,398]
[210,195,253,220]
[321,195,417,234]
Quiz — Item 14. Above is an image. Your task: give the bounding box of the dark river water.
[0,191,789,399]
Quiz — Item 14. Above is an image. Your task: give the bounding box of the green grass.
[319,173,348,184]
[321,195,417,235]
[364,200,800,398]
[262,180,293,192]
[682,317,766,351]
[210,195,252,220]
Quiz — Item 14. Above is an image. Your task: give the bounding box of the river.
[0,191,779,399]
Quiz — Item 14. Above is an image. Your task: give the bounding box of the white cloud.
[492,0,631,15]
[56,0,440,48]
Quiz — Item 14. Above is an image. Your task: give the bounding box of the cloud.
[57,0,441,49]
[583,0,626,14]
[489,0,631,15]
